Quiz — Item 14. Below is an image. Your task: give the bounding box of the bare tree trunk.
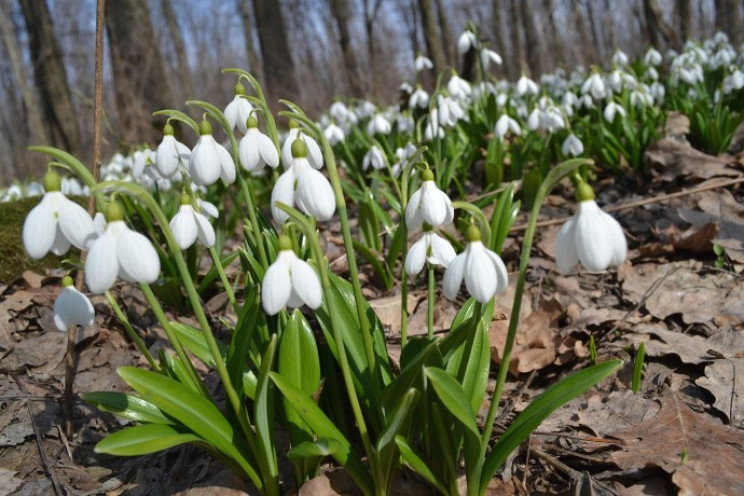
[160,0,194,101]
[18,0,82,156]
[572,0,596,67]
[330,0,364,97]
[252,0,299,108]
[105,0,175,146]
[239,0,261,80]
[602,0,616,53]
[520,0,541,76]
[678,0,693,43]
[509,0,526,77]
[541,0,564,67]
[715,0,744,44]
[434,0,454,67]
[643,0,677,49]
[584,0,604,61]
[418,0,447,76]
[491,0,508,60]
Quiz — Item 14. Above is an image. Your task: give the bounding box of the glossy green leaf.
[480,359,623,489]
[287,438,343,462]
[446,321,491,415]
[425,367,479,439]
[394,435,449,494]
[376,389,419,491]
[95,423,200,456]
[227,287,263,399]
[359,196,382,252]
[82,391,172,425]
[254,335,279,485]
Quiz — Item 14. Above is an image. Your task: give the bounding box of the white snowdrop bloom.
[447,74,472,100]
[397,113,414,133]
[581,73,607,100]
[437,94,465,127]
[224,83,254,134]
[23,171,96,260]
[85,202,160,294]
[362,145,386,171]
[603,101,626,123]
[400,81,413,94]
[457,30,477,55]
[261,236,322,315]
[281,125,323,169]
[405,229,456,276]
[409,86,429,109]
[367,113,392,136]
[723,69,744,94]
[630,88,653,107]
[155,123,191,178]
[324,123,345,145]
[607,70,623,93]
[61,177,84,196]
[357,100,377,118]
[54,276,95,331]
[494,114,521,139]
[543,107,565,133]
[424,109,444,140]
[562,91,578,110]
[527,108,541,131]
[644,48,662,66]
[238,116,279,172]
[169,195,216,250]
[131,149,156,180]
[481,48,502,71]
[612,50,629,66]
[93,212,106,236]
[329,101,350,122]
[561,133,584,157]
[443,225,508,304]
[578,94,595,109]
[516,75,539,97]
[646,66,659,81]
[271,139,335,223]
[555,184,626,273]
[2,184,22,202]
[189,119,236,186]
[414,54,433,72]
[197,199,219,219]
[406,169,454,230]
[650,82,665,103]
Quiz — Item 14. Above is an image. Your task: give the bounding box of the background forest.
[1,0,743,185]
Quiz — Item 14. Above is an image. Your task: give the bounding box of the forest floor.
[1,121,744,495]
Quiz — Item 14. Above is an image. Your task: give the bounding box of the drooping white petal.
[116,224,161,284]
[216,143,236,184]
[464,242,497,303]
[555,217,579,273]
[85,227,119,293]
[258,133,279,168]
[296,165,336,220]
[261,253,292,315]
[443,252,466,300]
[485,250,509,294]
[155,135,181,177]
[405,235,428,276]
[58,197,96,250]
[190,136,222,185]
[194,211,216,248]
[574,202,615,272]
[600,210,627,267]
[54,286,95,331]
[289,257,322,309]
[428,233,456,267]
[271,167,297,223]
[23,196,57,259]
[50,225,72,256]
[170,205,198,250]
[405,188,424,230]
[239,132,261,171]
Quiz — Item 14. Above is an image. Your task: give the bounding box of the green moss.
[0,196,84,283]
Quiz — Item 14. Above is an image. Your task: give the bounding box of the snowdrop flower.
[272,139,335,223]
[555,182,626,273]
[603,101,626,123]
[224,82,254,134]
[481,48,502,71]
[406,168,454,230]
[324,122,345,145]
[189,118,236,185]
[85,202,160,294]
[561,133,584,157]
[155,123,191,178]
[644,48,662,66]
[54,276,95,331]
[329,101,350,122]
[169,193,216,250]
[405,227,456,276]
[281,123,323,169]
[424,109,444,140]
[581,73,607,100]
[61,177,85,196]
[494,114,521,140]
[516,75,539,97]
[261,235,322,315]
[630,88,653,107]
[443,225,508,304]
[23,170,96,259]
[238,116,279,172]
[607,70,624,93]
[612,50,629,66]
[447,74,472,100]
[409,85,429,109]
[397,113,414,133]
[723,68,744,94]
[457,29,477,55]
[414,53,434,72]
[131,149,156,180]
[363,145,386,171]
[437,94,465,127]
[650,82,665,103]
[367,113,392,136]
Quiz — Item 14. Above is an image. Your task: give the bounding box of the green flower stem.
[208,245,238,312]
[105,290,159,371]
[480,158,591,453]
[139,283,204,392]
[427,264,435,340]
[29,146,106,207]
[237,173,269,269]
[400,239,409,347]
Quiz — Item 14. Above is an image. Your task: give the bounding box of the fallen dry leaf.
[646,137,740,182]
[695,358,744,428]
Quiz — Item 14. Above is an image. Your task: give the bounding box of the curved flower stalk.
[155,122,191,178]
[405,168,454,230]
[54,275,95,331]
[189,117,236,186]
[261,235,322,315]
[555,181,627,273]
[22,169,96,259]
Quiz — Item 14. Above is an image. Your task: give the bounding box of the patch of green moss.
[0,197,84,283]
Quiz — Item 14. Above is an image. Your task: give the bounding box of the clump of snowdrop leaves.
[261,234,322,315]
[405,224,456,276]
[443,224,508,304]
[271,138,336,223]
[189,117,236,186]
[405,168,454,230]
[169,192,216,250]
[555,181,627,273]
[238,115,280,172]
[85,201,161,294]
[155,122,190,178]
[54,275,95,331]
[23,169,96,259]
[224,82,254,134]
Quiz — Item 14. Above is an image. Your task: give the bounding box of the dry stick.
[65,0,105,440]
[510,176,744,232]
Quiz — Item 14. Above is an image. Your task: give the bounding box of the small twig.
[57,424,74,463]
[510,176,744,232]
[530,443,578,480]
